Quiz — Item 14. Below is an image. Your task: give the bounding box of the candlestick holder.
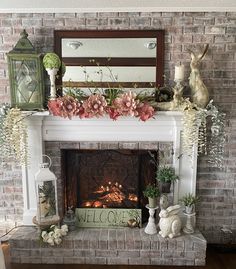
[170,79,185,110]
[183,211,196,234]
[174,79,184,94]
[144,204,158,235]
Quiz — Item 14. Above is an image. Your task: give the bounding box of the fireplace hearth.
[9,226,207,265]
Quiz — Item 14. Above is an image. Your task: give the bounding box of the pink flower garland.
[48,92,156,121]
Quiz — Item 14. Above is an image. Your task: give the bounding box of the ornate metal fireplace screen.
[62,149,157,216]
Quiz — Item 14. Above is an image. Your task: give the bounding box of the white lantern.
[34,155,60,226]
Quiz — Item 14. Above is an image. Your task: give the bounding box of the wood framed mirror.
[54,30,165,91]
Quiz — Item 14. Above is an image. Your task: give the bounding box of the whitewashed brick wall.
[0,12,236,243]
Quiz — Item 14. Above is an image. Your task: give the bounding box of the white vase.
[185,205,194,214]
[148,197,157,208]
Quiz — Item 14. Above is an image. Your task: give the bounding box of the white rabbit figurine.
[188,44,209,108]
[159,204,182,238]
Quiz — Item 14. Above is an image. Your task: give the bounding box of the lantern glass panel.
[38,180,57,220]
[12,58,40,104]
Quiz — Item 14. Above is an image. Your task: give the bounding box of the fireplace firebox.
[62,149,158,221]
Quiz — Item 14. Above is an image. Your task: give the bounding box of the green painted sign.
[75,208,142,228]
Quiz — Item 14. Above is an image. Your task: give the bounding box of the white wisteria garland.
[207,101,226,169]
[182,103,201,158]
[182,100,226,168]
[0,105,28,166]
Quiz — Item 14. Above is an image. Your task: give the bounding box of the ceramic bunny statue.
[159,204,182,238]
[188,44,209,108]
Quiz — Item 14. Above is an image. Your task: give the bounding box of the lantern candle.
[174,65,185,81]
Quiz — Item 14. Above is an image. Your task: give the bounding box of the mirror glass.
[63,66,156,86]
[54,30,164,91]
[62,38,156,58]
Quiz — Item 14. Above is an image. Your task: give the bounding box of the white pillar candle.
[174,65,185,81]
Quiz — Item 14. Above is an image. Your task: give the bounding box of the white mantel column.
[22,116,44,225]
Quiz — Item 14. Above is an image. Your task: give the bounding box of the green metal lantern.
[7,30,45,110]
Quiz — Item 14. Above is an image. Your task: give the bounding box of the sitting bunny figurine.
[159,204,182,238]
[188,44,209,108]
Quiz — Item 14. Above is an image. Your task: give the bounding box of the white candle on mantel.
[174,65,185,81]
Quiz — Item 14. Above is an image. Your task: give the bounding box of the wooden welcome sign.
[75,208,142,228]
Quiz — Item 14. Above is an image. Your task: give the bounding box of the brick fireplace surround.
[21,112,197,223]
[8,112,208,265]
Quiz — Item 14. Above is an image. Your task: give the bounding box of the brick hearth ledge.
[9,226,206,266]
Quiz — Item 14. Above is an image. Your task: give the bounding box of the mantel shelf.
[25,110,183,119]
[25,110,184,143]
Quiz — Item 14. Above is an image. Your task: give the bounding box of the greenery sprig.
[156,166,178,183]
[179,193,200,206]
[143,184,160,198]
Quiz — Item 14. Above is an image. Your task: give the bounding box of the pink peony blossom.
[60,96,80,119]
[48,96,82,120]
[106,107,121,121]
[113,91,139,117]
[74,104,91,119]
[82,94,107,118]
[137,102,155,121]
[48,99,63,117]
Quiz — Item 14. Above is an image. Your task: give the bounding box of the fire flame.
[83,180,138,208]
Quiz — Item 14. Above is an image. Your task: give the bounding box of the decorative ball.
[43,52,61,69]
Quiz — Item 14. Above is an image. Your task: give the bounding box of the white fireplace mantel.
[22,111,197,225]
